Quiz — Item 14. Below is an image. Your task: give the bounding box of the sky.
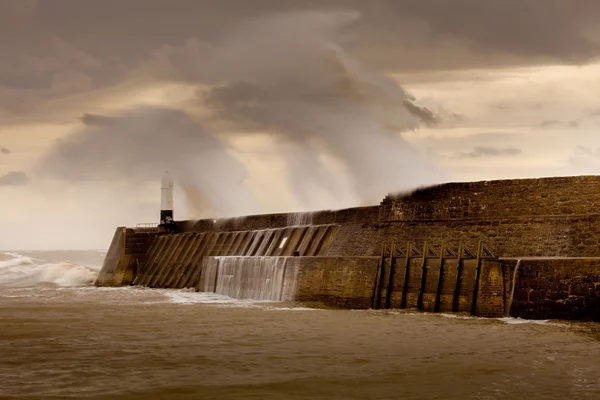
[1,0,600,250]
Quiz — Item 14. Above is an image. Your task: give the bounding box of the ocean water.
[2,251,600,399]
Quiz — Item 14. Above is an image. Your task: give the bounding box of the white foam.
[264,306,318,311]
[497,317,560,326]
[156,289,309,309]
[0,253,35,268]
[37,262,97,286]
[386,311,558,324]
[439,313,476,320]
[163,290,316,310]
[163,290,273,305]
[0,253,97,287]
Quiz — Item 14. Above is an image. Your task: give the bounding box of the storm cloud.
[541,119,580,129]
[459,146,522,159]
[0,171,30,186]
[1,0,600,118]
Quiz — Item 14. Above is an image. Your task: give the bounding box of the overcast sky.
[2,0,600,250]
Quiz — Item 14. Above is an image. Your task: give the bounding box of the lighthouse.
[160,171,174,226]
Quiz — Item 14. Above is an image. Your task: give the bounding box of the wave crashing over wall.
[201,257,297,301]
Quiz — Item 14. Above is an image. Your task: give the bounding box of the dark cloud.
[0,0,597,120]
[540,120,562,128]
[402,99,438,127]
[459,146,522,158]
[353,0,600,70]
[490,102,545,112]
[0,147,10,154]
[28,1,600,68]
[1,1,598,96]
[80,113,114,127]
[0,171,30,186]
[540,119,580,129]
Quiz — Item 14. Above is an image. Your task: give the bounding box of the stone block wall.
[381,176,600,258]
[290,257,380,309]
[382,176,600,221]
[382,215,600,258]
[180,206,384,257]
[191,255,505,316]
[179,176,600,259]
[324,207,383,257]
[504,258,600,320]
[95,228,156,287]
[193,256,380,309]
[476,260,505,317]
[96,175,600,319]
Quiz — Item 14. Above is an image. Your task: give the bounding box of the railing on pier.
[135,223,160,232]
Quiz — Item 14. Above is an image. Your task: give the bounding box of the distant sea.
[2,250,600,399]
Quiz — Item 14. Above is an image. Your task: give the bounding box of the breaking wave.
[0,252,98,287]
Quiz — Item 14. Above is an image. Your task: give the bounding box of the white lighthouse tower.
[160,171,174,225]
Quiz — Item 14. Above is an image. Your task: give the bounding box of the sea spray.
[286,212,314,227]
[0,252,98,287]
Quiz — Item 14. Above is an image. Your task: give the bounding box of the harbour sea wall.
[96,175,600,320]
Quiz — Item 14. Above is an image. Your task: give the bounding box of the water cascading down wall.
[96,175,600,320]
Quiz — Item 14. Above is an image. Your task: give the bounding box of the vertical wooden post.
[417,242,429,310]
[471,241,484,316]
[434,242,446,312]
[452,242,464,312]
[400,242,412,309]
[384,242,396,309]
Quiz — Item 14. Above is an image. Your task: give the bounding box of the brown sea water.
[2,251,600,399]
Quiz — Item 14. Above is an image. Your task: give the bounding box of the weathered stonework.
[96,175,600,320]
[503,258,600,321]
[95,228,156,287]
[476,261,505,317]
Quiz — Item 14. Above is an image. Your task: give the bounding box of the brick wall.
[503,258,600,320]
[382,176,600,257]
[97,175,600,319]
[288,257,380,309]
[382,176,600,221]
[382,215,600,257]
[184,206,381,232]
[95,228,157,287]
[476,260,505,317]
[178,176,600,259]
[191,254,505,315]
